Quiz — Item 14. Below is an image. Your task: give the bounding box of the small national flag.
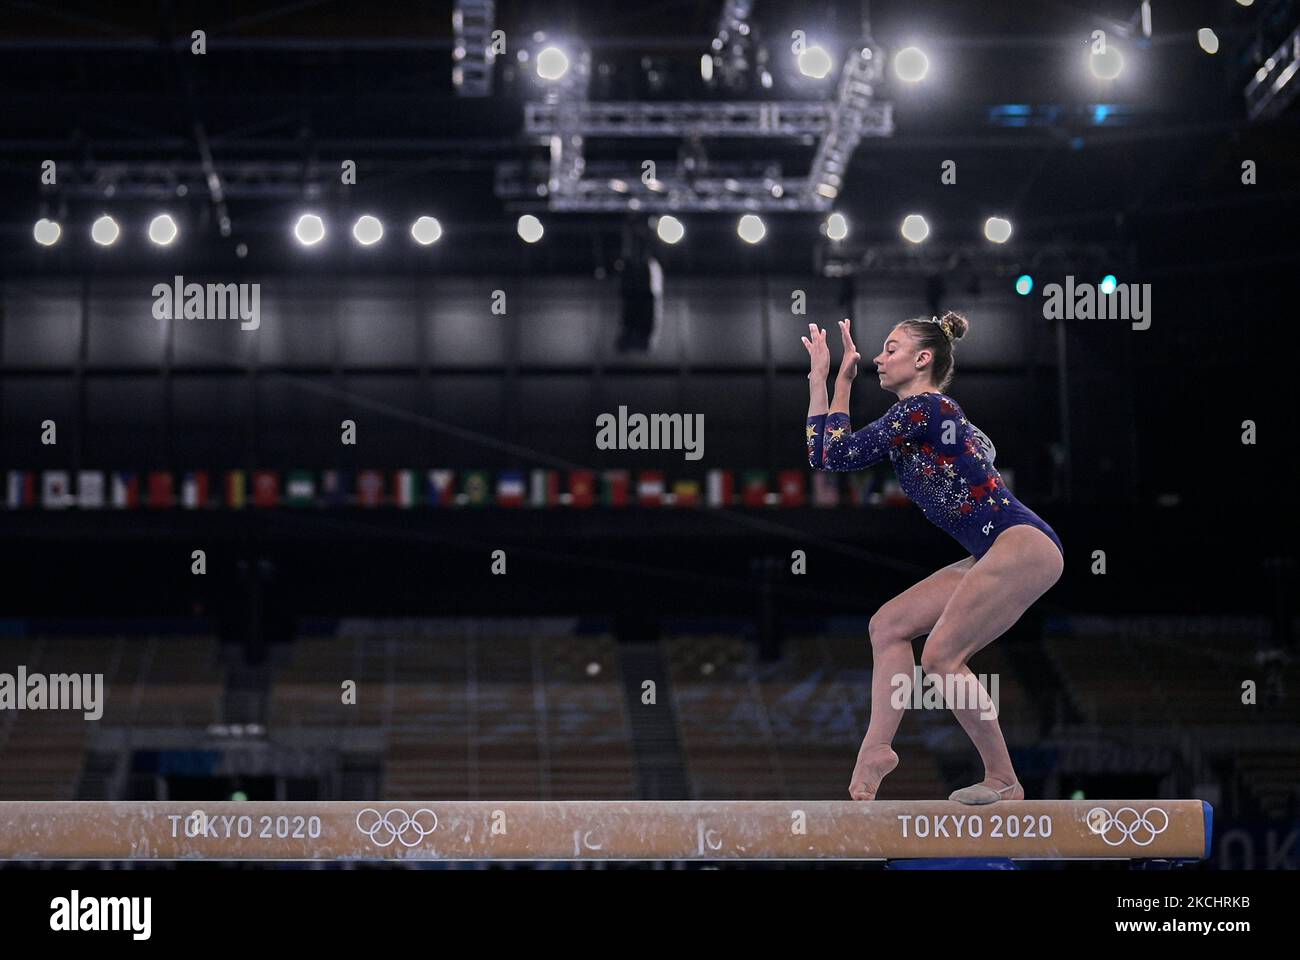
[6,471,34,509]
[568,470,595,508]
[846,473,875,506]
[637,470,665,507]
[181,471,210,509]
[778,470,806,507]
[112,472,140,509]
[41,471,73,510]
[601,470,630,507]
[671,479,701,507]
[740,470,769,507]
[320,470,347,507]
[812,472,841,507]
[881,476,908,507]
[426,470,455,506]
[224,470,246,509]
[287,471,316,507]
[146,471,175,509]
[357,470,385,507]
[496,470,525,507]
[77,471,106,510]
[529,469,559,507]
[252,470,280,508]
[462,471,490,506]
[706,469,734,508]
[394,470,419,508]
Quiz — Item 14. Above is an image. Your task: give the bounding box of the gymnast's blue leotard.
[806,391,1063,560]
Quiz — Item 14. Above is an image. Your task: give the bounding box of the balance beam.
[0,800,1211,861]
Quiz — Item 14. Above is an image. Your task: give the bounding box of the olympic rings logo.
[355,808,439,848]
[1085,806,1169,846]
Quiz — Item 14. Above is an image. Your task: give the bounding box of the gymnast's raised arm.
[804,318,893,471]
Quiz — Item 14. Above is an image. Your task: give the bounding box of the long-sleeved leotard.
[806,391,1062,560]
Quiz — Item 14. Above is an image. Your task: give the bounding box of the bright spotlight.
[1236,0,1254,6]
[90,215,120,247]
[1197,28,1220,55]
[1015,275,1034,296]
[655,215,684,244]
[700,54,713,81]
[984,217,1013,243]
[33,218,61,246]
[1100,274,1118,295]
[294,213,326,246]
[411,216,443,245]
[825,212,849,241]
[517,214,544,243]
[536,46,570,80]
[894,46,929,82]
[1089,46,1124,80]
[900,214,929,243]
[352,215,384,246]
[737,214,766,244]
[798,45,834,79]
[148,213,179,246]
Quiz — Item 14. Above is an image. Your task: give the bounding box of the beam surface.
[0,800,1210,861]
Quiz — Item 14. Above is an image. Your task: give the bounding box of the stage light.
[798,45,833,79]
[984,217,1013,243]
[737,214,766,244]
[517,214,544,243]
[411,216,443,245]
[293,213,326,246]
[700,54,713,81]
[655,215,684,244]
[900,214,929,243]
[894,46,929,82]
[1089,46,1124,80]
[147,213,178,246]
[1015,275,1034,295]
[90,215,120,246]
[1197,29,1219,55]
[536,46,570,80]
[1235,0,1254,6]
[825,212,849,241]
[33,218,61,246]
[352,215,383,246]
[1100,274,1118,294]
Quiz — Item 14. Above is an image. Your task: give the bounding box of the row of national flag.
[4,468,906,510]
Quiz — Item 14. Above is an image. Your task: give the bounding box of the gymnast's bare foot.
[848,743,899,800]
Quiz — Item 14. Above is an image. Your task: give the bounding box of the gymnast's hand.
[836,318,860,382]
[801,322,830,381]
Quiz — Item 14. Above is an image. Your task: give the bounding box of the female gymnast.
[802,311,1063,805]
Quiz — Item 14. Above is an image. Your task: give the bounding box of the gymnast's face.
[872,325,930,393]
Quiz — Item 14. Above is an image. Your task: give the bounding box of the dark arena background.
[0,0,1296,944]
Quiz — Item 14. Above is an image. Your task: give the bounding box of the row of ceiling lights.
[31,211,1016,248]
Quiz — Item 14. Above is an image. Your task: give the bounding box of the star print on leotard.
[805,392,1062,560]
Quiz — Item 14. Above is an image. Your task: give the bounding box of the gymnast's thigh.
[869,555,976,643]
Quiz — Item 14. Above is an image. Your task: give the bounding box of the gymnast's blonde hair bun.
[940,310,969,343]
